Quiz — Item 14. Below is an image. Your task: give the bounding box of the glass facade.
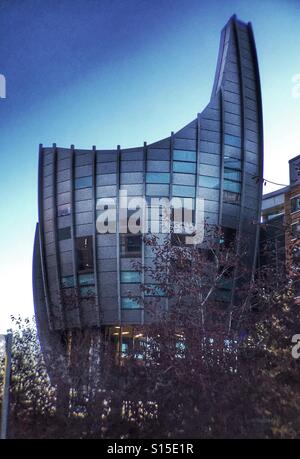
[33,15,263,353]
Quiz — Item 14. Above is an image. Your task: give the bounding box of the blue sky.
[0,0,300,332]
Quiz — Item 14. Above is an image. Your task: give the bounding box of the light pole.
[0,333,13,439]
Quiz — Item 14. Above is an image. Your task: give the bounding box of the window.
[173,150,196,162]
[76,236,93,273]
[58,226,71,241]
[224,168,241,181]
[223,180,241,193]
[172,185,195,198]
[121,271,141,283]
[57,204,71,217]
[75,176,92,189]
[121,297,141,309]
[144,284,165,296]
[224,157,241,170]
[223,190,240,204]
[291,196,300,213]
[61,275,74,288]
[199,175,220,189]
[146,172,170,184]
[173,161,196,174]
[78,273,94,286]
[224,134,241,148]
[291,222,300,239]
[120,234,142,258]
[220,227,236,247]
[173,173,196,186]
[80,286,95,298]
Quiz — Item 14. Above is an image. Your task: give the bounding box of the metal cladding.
[33,16,263,337]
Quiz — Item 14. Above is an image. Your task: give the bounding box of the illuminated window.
[121,298,141,309]
[78,273,94,286]
[121,271,141,283]
[80,286,95,298]
[144,284,166,296]
[61,275,74,288]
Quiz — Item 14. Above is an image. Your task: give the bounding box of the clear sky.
[0,0,300,332]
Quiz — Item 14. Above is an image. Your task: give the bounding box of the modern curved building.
[33,15,263,367]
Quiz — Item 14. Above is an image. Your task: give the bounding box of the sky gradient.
[0,0,300,332]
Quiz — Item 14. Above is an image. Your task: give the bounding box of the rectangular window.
[173,150,196,162]
[223,180,241,193]
[61,275,75,288]
[78,273,94,286]
[224,168,241,181]
[173,173,196,186]
[75,176,92,189]
[120,234,142,258]
[121,297,141,309]
[291,196,300,213]
[220,227,237,247]
[173,161,196,174]
[199,175,220,189]
[144,284,166,296]
[291,222,300,239]
[146,172,170,184]
[76,236,94,273]
[224,134,241,148]
[57,203,71,217]
[172,185,195,198]
[80,286,95,298]
[58,226,71,241]
[223,190,240,204]
[121,271,141,283]
[224,157,241,170]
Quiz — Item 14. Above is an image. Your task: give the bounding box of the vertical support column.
[218,90,225,226]
[52,143,66,329]
[248,21,264,278]
[116,145,121,324]
[141,141,147,325]
[230,19,247,306]
[92,145,100,326]
[38,144,53,330]
[70,145,81,327]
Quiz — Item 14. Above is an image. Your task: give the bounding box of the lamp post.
[0,332,13,439]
